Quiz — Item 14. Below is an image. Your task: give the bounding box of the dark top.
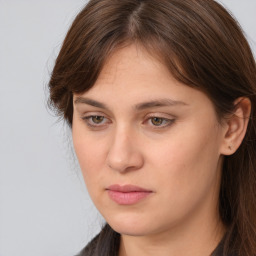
[77,224,233,256]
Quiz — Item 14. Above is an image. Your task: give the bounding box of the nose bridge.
[107,124,143,173]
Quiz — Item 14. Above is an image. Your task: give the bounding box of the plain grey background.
[0,1,255,256]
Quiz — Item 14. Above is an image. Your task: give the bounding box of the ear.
[220,97,251,155]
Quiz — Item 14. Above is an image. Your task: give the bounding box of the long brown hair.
[48,0,256,255]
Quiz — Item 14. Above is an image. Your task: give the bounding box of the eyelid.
[80,111,110,119]
[145,112,176,119]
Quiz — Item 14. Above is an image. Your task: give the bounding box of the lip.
[106,184,153,205]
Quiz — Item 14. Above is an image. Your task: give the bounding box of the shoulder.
[76,224,120,256]
[76,233,99,256]
[211,236,238,256]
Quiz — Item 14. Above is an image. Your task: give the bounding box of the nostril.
[106,149,144,173]
[107,161,142,173]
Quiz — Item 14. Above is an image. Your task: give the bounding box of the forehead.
[80,45,193,100]
[97,44,167,82]
[89,45,177,94]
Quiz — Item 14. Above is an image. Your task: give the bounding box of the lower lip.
[107,190,152,205]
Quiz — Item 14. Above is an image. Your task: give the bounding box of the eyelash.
[81,115,175,129]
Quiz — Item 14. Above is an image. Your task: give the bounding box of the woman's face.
[72,44,226,237]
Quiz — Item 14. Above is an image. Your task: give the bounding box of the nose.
[106,128,144,173]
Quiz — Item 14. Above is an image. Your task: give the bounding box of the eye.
[90,116,105,124]
[82,115,110,128]
[145,116,175,128]
[150,117,166,126]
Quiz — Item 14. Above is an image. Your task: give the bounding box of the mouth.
[106,184,153,205]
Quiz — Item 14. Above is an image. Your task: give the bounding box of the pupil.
[152,117,163,126]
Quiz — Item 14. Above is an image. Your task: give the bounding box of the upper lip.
[107,184,152,192]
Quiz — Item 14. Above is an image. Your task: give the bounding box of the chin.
[111,224,149,237]
[106,214,154,236]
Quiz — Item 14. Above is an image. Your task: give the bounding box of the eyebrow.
[134,98,188,110]
[74,97,188,110]
[74,97,109,110]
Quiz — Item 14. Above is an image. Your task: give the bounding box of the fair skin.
[72,44,250,256]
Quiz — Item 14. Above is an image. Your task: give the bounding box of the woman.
[48,0,256,255]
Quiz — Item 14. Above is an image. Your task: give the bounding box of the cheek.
[74,141,106,178]
[73,136,109,209]
[145,121,221,202]
[72,121,107,185]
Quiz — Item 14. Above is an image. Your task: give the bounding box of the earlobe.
[220,97,251,156]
